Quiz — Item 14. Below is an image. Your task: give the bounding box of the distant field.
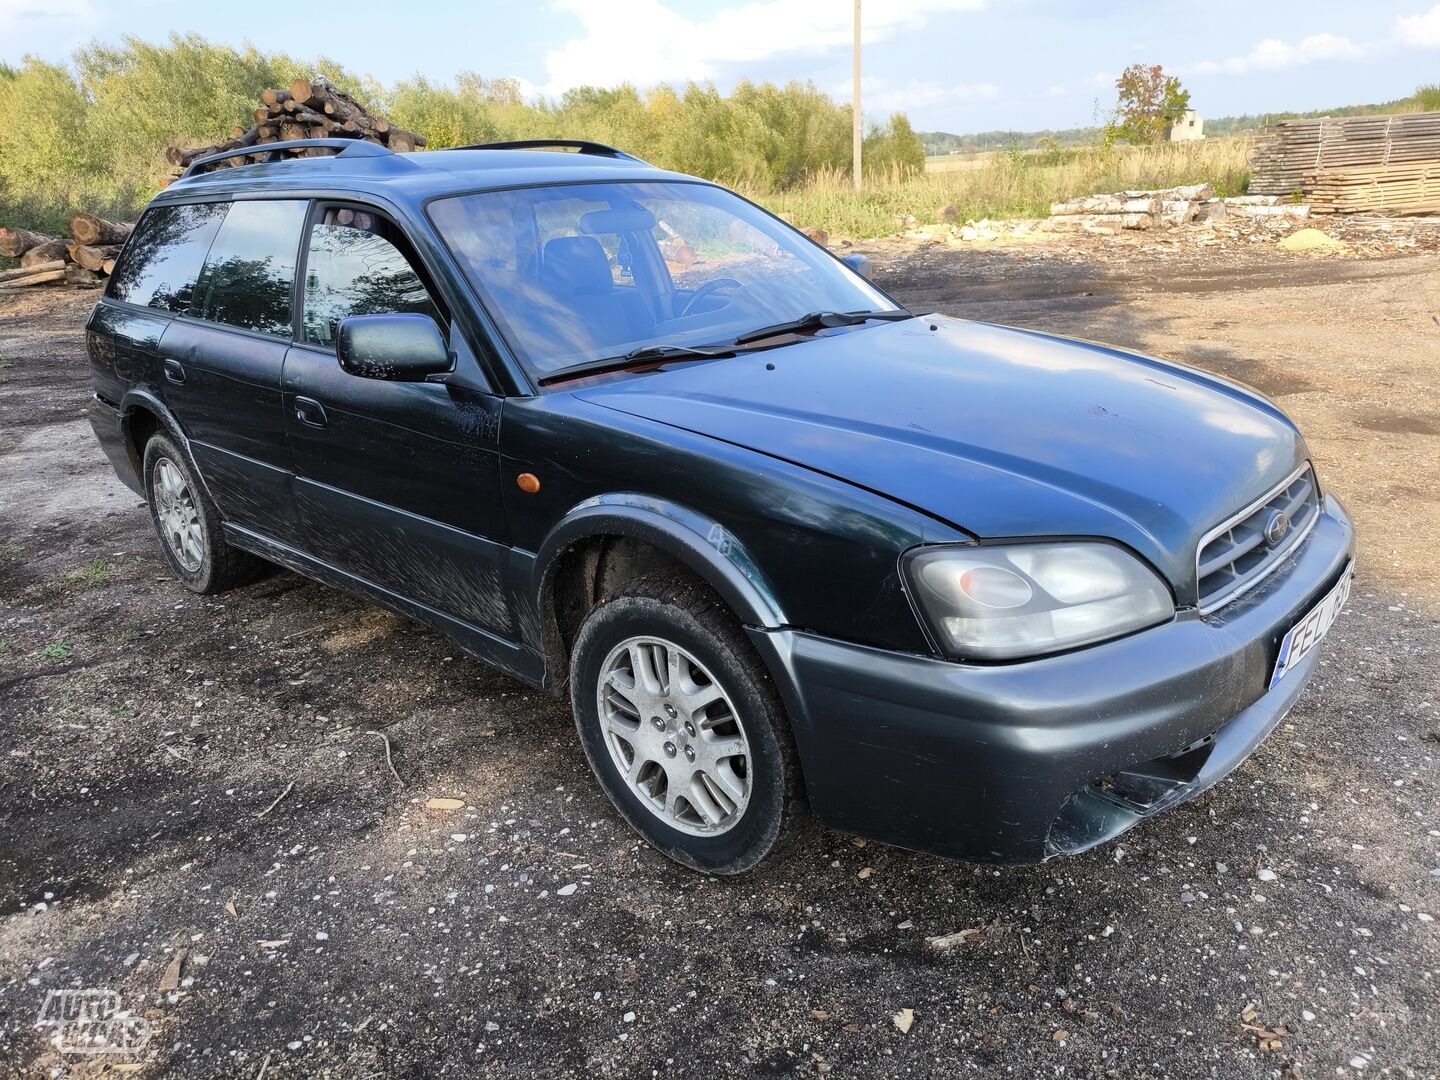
[756,137,1253,238]
[922,152,1004,173]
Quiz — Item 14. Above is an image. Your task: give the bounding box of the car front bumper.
[749,494,1356,863]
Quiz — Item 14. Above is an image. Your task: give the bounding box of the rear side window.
[107,202,226,312]
[191,201,307,337]
[302,210,442,348]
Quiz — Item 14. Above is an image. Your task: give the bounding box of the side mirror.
[336,313,452,381]
[840,253,872,281]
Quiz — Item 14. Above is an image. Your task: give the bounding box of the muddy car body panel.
[86,140,1356,865]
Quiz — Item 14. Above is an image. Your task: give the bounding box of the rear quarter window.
[191,200,308,337]
[106,202,227,312]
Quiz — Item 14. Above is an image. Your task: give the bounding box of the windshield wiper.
[539,343,738,386]
[731,309,913,347]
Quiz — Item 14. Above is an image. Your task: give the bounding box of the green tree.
[1108,64,1190,145]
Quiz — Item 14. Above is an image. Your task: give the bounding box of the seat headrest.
[540,235,614,296]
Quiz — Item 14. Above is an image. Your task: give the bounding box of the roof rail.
[180,138,393,179]
[447,139,641,161]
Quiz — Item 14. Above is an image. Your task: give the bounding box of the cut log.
[290,77,321,106]
[387,129,420,153]
[1050,195,1160,216]
[260,88,293,108]
[70,214,134,246]
[102,257,117,275]
[1049,212,1155,231]
[21,239,72,267]
[69,243,122,272]
[0,259,64,282]
[65,265,103,287]
[0,227,57,259]
[0,267,66,288]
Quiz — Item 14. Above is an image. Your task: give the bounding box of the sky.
[3,0,1439,133]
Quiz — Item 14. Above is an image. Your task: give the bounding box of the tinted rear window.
[107,203,227,312]
[192,201,308,336]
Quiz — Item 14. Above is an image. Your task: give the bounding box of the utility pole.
[852,0,862,191]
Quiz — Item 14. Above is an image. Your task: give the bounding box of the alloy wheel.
[153,458,204,572]
[596,635,752,836]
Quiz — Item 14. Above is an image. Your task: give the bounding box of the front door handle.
[293,396,328,428]
[163,358,186,385]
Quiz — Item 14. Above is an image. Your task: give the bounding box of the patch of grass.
[0,540,22,561]
[57,558,115,590]
[37,642,74,662]
[752,137,1253,238]
[112,705,136,719]
[106,628,141,648]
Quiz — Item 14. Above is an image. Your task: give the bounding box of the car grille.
[1196,464,1320,613]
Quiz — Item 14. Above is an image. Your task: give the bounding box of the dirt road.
[2,242,1437,1078]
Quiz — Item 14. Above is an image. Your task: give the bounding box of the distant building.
[1169,110,1204,142]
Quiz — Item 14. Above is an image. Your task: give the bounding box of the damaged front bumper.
[750,494,1356,864]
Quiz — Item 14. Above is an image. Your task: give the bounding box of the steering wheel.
[678,278,743,318]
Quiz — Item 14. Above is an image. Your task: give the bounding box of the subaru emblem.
[1264,511,1291,545]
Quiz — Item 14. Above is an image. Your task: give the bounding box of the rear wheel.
[570,572,798,874]
[143,433,262,594]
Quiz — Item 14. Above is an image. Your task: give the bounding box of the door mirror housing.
[336,313,453,381]
[840,253,872,281]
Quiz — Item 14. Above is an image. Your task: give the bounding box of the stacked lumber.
[0,213,134,289]
[1249,112,1440,213]
[168,78,427,177]
[1306,161,1440,215]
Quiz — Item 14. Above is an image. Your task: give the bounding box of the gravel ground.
[1,236,1438,1079]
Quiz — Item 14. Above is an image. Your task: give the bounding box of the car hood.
[574,316,1307,597]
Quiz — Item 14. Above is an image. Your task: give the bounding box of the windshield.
[428,181,900,378]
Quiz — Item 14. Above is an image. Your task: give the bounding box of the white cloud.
[0,0,96,36]
[857,77,998,113]
[1042,84,1068,98]
[1084,71,1113,90]
[1395,4,1440,47]
[1190,32,1365,75]
[542,0,986,95]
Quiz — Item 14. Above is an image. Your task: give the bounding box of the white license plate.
[1269,564,1352,689]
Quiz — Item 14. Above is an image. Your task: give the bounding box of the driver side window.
[302,208,443,348]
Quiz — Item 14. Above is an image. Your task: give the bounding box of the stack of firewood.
[167,78,427,177]
[0,214,134,289]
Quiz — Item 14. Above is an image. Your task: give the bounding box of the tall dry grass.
[752,137,1253,238]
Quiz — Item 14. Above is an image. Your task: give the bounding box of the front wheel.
[570,573,798,874]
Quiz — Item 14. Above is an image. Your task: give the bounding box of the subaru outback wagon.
[86,138,1356,873]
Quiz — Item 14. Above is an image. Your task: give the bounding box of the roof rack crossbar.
[447,139,641,161]
[180,138,393,179]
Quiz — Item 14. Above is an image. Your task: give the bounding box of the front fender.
[532,493,788,630]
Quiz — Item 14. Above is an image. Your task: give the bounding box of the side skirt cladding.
[223,523,547,688]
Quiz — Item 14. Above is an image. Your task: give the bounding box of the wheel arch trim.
[532,494,789,632]
[117,390,218,506]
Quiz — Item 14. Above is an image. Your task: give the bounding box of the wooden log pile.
[1249,112,1440,214]
[1049,183,1219,233]
[0,214,134,290]
[167,78,427,177]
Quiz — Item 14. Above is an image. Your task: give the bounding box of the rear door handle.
[163,359,186,385]
[294,396,327,428]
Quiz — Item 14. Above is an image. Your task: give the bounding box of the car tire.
[570,571,799,875]
[143,433,263,595]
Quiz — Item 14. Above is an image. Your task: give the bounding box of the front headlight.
[904,542,1174,660]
